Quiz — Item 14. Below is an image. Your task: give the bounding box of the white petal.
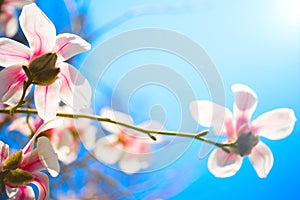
[80,124,97,150]
[207,148,243,178]
[190,100,234,137]
[252,108,297,140]
[99,107,133,134]
[37,136,60,177]
[249,142,274,178]
[94,135,123,165]
[119,154,142,174]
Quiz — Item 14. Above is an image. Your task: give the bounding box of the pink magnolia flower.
[8,106,97,165]
[190,83,296,178]
[1,121,60,200]
[0,3,91,121]
[0,0,33,37]
[94,107,163,174]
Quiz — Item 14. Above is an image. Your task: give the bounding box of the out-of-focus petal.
[31,172,49,200]
[0,38,30,67]
[231,84,257,131]
[119,153,149,174]
[252,108,297,140]
[190,100,234,138]
[80,124,97,150]
[7,117,33,136]
[23,120,62,154]
[94,135,123,165]
[54,33,91,62]
[3,12,18,37]
[6,0,34,8]
[207,148,243,178]
[37,137,60,177]
[0,65,29,106]
[19,3,56,57]
[34,81,60,122]
[99,107,133,134]
[58,63,91,110]
[0,140,9,163]
[6,186,35,200]
[249,141,274,178]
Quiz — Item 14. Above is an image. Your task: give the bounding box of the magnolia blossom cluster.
[0,2,297,200]
[0,3,94,199]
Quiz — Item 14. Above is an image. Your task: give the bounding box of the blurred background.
[1,0,299,199]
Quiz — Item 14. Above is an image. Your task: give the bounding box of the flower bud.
[230,132,259,156]
[27,53,60,86]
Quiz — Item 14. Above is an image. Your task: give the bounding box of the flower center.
[230,132,259,156]
[23,53,60,86]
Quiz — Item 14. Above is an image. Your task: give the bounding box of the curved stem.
[0,108,230,150]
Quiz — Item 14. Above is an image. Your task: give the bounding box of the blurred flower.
[190,83,297,178]
[0,3,91,121]
[94,107,163,174]
[8,105,97,165]
[0,128,60,199]
[0,0,33,37]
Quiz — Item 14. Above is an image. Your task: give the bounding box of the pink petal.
[58,63,91,111]
[190,100,235,138]
[0,140,9,163]
[252,108,297,140]
[37,137,60,177]
[19,3,56,57]
[94,134,123,164]
[249,141,274,178]
[31,172,49,200]
[6,186,35,200]
[99,107,133,134]
[34,81,60,122]
[0,38,30,67]
[207,148,243,178]
[54,33,91,62]
[231,84,257,132]
[0,64,30,106]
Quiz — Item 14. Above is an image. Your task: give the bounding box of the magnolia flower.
[8,106,97,165]
[0,0,33,37]
[190,83,296,178]
[94,107,163,174]
[0,3,91,121]
[0,121,60,200]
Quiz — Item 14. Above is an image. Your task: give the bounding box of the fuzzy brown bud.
[26,53,60,86]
